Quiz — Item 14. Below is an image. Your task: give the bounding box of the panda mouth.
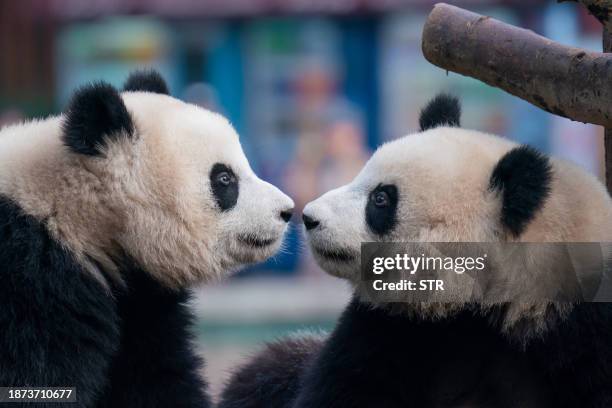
[237,234,277,248]
[313,246,357,262]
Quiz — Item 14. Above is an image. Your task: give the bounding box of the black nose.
[302,214,320,230]
[280,208,293,223]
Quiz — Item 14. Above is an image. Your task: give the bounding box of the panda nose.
[302,214,320,230]
[280,208,294,223]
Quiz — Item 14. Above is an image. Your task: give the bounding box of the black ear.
[419,93,461,131]
[123,69,169,95]
[489,145,552,237]
[63,81,134,156]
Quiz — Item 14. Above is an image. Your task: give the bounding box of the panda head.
[9,70,294,289]
[302,94,558,277]
[303,94,612,335]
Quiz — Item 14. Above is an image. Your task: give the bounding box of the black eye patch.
[210,163,239,211]
[366,184,398,236]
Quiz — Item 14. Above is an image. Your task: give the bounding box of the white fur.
[0,92,294,289]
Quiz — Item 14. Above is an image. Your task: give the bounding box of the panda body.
[287,301,612,408]
[0,71,294,407]
[219,95,612,408]
[221,302,612,408]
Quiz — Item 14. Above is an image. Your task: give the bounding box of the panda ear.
[489,145,552,237]
[419,93,461,131]
[123,69,169,95]
[62,81,135,156]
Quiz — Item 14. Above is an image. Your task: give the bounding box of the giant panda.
[219,94,612,408]
[0,70,294,407]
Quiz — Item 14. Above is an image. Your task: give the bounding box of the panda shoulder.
[0,194,119,399]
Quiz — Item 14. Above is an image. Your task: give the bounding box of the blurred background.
[0,0,607,397]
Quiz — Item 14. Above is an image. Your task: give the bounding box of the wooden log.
[422,3,612,128]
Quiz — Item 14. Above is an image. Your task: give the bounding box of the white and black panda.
[0,70,294,407]
[219,95,612,408]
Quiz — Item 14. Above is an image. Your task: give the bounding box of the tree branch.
[422,3,612,127]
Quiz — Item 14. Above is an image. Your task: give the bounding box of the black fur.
[0,195,120,407]
[292,299,612,408]
[98,263,211,408]
[0,195,211,407]
[419,93,461,131]
[62,82,134,156]
[218,334,324,408]
[489,145,552,237]
[123,69,170,95]
[225,297,612,408]
[210,163,239,211]
[365,184,398,236]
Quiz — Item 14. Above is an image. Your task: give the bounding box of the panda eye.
[372,191,389,208]
[366,184,398,236]
[210,163,239,211]
[217,172,233,186]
